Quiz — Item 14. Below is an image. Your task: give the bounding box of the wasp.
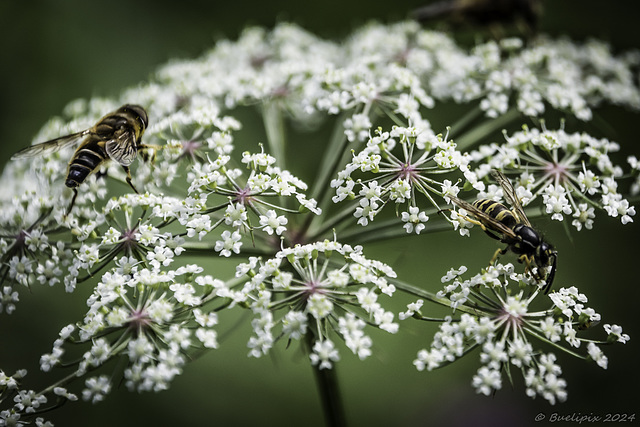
[12,104,152,213]
[449,169,557,293]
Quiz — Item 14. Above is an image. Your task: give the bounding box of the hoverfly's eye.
[129,105,148,128]
[136,110,149,128]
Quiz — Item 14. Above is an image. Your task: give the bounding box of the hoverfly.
[12,104,151,213]
[449,169,557,293]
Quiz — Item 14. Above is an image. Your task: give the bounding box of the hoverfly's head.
[122,104,149,130]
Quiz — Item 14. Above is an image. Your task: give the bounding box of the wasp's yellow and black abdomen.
[473,198,518,228]
[65,136,108,188]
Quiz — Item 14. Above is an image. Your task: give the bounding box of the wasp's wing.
[105,130,138,166]
[449,194,519,240]
[12,130,90,159]
[490,169,531,227]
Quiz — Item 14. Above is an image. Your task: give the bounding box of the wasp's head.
[536,241,554,266]
[537,243,558,294]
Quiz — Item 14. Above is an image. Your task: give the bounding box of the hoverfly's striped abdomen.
[65,136,108,188]
[11,104,148,216]
[472,198,518,229]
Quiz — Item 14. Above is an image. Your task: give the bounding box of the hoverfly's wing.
[490,169,532,227]
[449,194,519,240]
[105,130,138,166]
[12,130,90,159]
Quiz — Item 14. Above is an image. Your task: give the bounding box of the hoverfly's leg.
[95,169,108,182]
[140,150,156,163]
[65,188,79,216]
[122,165,140,194]
[138,144,158,163]
[139,144,166,163]
[139,144,164,150]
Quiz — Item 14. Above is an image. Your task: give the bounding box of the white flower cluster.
[0,369,73,426]
[39,260,227,395]
[467,125,636,229]
[331,126,470,229]
[430,36,640,120]
[410,264,628,405]
[0,149,318,311]
[234,240,398,369]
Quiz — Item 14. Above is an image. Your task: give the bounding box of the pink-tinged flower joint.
[235,241,398,366]
[468,125,636,228]
[408,264,629,405]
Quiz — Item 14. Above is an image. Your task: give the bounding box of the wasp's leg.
[542,254,558,295]
[454,212,501,240]
[459,214,485,229]
[482,229,502,241]
[440,208,487,229]
[490,247,508,265]
[518,254,544,283]
[122,165,140,194]
[518,253,531,268]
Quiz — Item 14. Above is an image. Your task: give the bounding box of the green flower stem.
[306,193,451,244]
[447,104,484,135]
[454,108,521,152]
[307,113,352,216]
[262,102,287,173]
[522,325,586,359]
[36,371,80,397]
[181,241,274,257]
[417,316,451,322]
[306,332,347,427]
[429,341,481,370]
[305,201,359,242]
[388,277,482,315]
[339,216,452,245]
[76,246,127,283]
[253,197,303,214]
[377,101,408,127]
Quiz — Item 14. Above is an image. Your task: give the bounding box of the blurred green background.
[0,1,639,426]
